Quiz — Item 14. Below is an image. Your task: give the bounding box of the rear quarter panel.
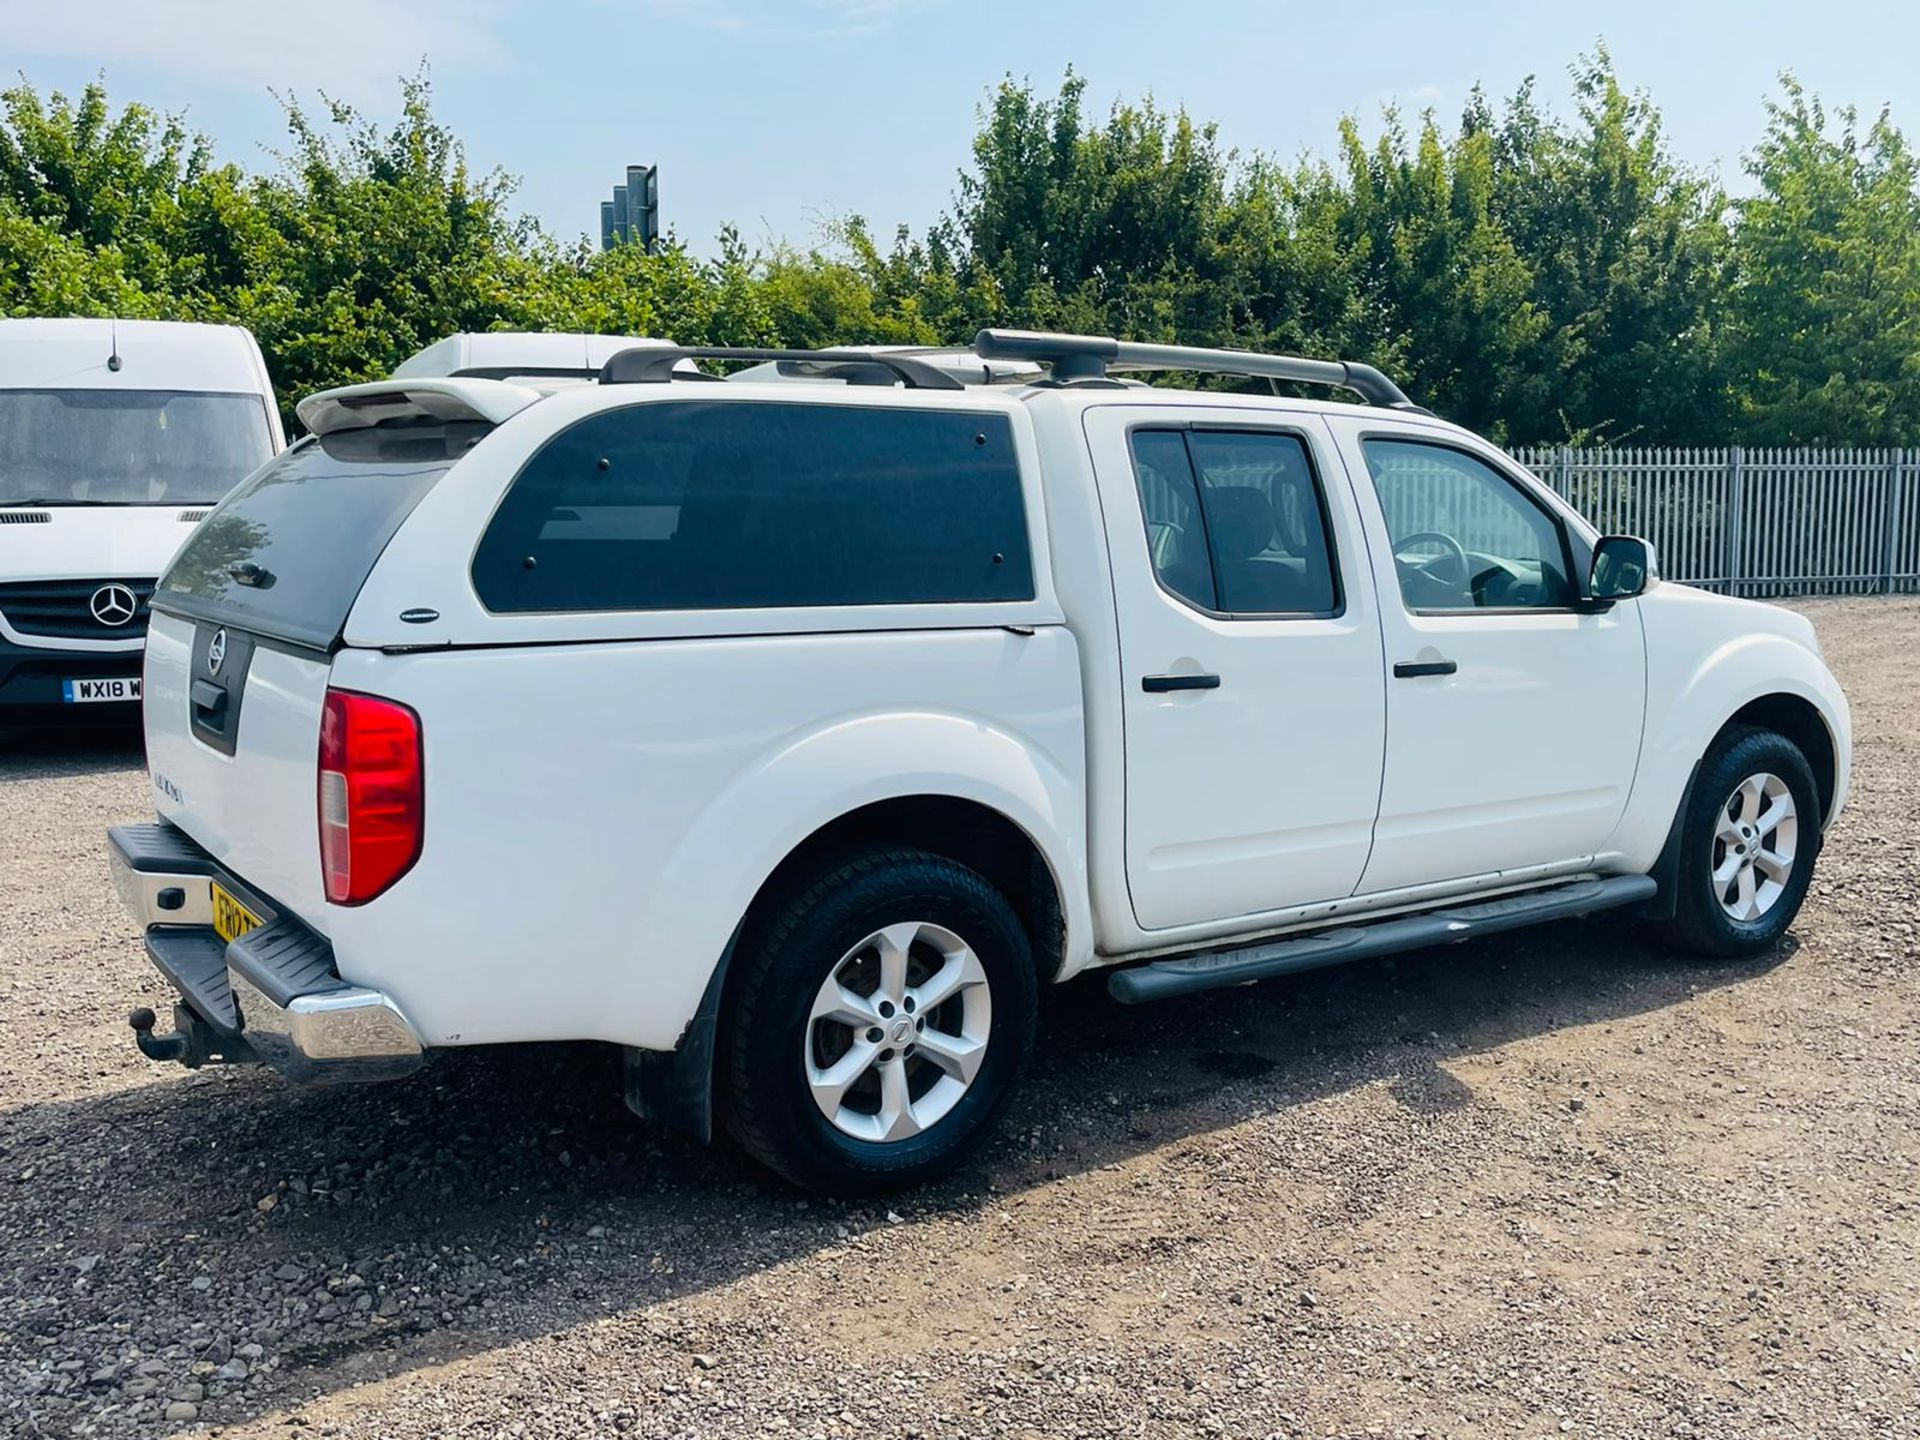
[323,626,1089,1051]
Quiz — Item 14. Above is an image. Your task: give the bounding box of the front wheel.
[721,847,1038,1194]
[1648,725,1822,958]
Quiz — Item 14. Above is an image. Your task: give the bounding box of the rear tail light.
[319,689,423,905]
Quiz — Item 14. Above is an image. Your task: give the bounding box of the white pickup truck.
[108,331,1851,1193]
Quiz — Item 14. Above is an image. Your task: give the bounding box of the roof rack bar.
[972,328,1423,410]
[448,365,610,381]
[600,346,964,390]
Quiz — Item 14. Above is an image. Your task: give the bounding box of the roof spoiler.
[972,328,1429,412]
[296,378,543,437]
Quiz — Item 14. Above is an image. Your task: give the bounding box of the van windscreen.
[0,389,274,505]
[156,420,485,651]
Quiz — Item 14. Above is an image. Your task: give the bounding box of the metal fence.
[1507,446,1920,597]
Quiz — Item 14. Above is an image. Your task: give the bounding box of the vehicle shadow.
[1,917,1789,1431]
[0,724,144,780]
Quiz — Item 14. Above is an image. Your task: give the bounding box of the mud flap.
[1634,759,1701,922]
[622,927,739,1144]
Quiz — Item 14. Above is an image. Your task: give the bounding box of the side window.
[1128,428,1341,616]
[1131,430,1216,610]
[1361,438,1574,611]
[473,401,1035,613]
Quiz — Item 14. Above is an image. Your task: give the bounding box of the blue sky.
[4,0,1917,255]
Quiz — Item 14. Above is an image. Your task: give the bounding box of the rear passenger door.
[1084,408,1387,932]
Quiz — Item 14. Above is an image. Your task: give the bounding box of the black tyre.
[721,847,1038,1195]
[1648,725,1823,958]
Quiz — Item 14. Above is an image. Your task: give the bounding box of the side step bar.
[1107,875,1658,1004]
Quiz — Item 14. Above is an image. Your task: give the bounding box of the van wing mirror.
[1588,534,1656,601]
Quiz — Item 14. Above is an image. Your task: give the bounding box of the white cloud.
[0,0,510,103]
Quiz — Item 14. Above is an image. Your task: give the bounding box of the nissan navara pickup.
[107,331,1851,1193]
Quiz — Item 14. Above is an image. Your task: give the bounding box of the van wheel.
[1649,725,1822,959]
[721,848,1037,1195]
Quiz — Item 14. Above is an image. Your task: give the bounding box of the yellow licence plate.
[212,882,264,944]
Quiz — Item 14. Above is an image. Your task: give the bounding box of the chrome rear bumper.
[227,970,422,1082]
[108,822,423,1083]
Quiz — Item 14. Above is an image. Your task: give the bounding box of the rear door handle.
[190,678,228,715]
[1392,660,1457,678]
[1142,673,1221,693]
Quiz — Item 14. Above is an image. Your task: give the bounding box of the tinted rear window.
[157,421,484,650]
[472,400,1034,613]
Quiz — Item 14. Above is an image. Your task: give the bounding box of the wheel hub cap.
[804,921,992,1143]
[1712,772,1798,923]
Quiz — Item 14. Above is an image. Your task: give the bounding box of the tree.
[1727,77,1920,444]
[0,78,206,295]
[947,72,1239,342]
[1331,106,1549,440]
[1480,50,1730,442]
[1,63,1916,444]
[239,75,548,403]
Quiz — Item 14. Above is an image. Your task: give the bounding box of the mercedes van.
[0,319,283,721]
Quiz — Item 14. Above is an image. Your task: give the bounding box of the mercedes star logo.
[207,628,228,676]
[89,583,137,628]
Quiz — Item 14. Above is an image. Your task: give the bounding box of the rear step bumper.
[1108,874,1659,1004]
[108,822,423,1083]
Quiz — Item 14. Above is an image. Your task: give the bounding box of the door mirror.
[1589,534,1655,601]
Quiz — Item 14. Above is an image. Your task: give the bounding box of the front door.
[1326,422,1647,896]
[1086,407,1387,932]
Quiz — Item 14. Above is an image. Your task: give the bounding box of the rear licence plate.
[212,882,264,944]
[63,677,141,704]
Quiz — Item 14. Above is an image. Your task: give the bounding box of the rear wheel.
[1649,725,1822,958]
[721,847,1037,1194]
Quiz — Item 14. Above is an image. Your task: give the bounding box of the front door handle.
[1142,673,1221,693]
[1392,659,1458,678]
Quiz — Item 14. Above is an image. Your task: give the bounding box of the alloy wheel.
[804,921,992,1143]
[1712,771,1798,922]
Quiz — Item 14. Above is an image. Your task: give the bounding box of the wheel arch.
[738,795,1070,984]
[1634,687,1842,922]
[622,711,1089,1143]
[625,790,1075,1146]
[625,708,1087,1030]
[1612,618,1851,877]
[1722,691,1838,824]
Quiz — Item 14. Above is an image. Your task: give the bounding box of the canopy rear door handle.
[190,678,228,715]
[1393,659,1457,678]
[1142,673,1221,693]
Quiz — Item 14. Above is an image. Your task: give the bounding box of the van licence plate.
[212,882,264,944]
[63,677,141,704]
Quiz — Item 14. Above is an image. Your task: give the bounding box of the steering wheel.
[1393,530,1471,590]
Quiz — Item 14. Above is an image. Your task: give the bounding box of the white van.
[0,319,283,721]
[392,331,679,386]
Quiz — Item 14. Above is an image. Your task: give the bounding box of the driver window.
[1361,439,1573,612]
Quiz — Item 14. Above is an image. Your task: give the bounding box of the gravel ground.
[2,595,1916,1440]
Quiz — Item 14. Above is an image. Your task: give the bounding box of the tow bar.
[128,1004,255,1069]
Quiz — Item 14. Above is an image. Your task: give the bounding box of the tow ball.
[128,1005,253,1068]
